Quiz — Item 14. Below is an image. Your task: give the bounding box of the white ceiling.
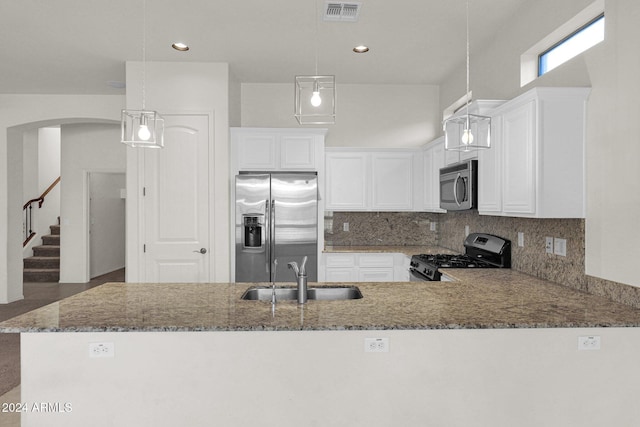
[0,0,527,94]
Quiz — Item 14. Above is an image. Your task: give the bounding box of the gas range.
[409,233,511,281]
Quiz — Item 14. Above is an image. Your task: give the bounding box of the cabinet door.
[423,140,446,212]
[371,153,413,210]
[358,268,394,282]
[478,114,503,213]
[502,100,536,214]
[280,135,316,170]
[445,149,460,166]
[236,133,278,170]
[325,268,357,282]
[325,153,368,210]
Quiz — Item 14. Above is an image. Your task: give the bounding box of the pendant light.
[121,0,164,148]
[295,0,336,125]
[443,0,491,152]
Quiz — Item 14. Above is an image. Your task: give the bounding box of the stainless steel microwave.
[439,159,477,211]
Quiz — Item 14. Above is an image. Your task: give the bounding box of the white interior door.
[89,172,126,278]
[143,114,210,283]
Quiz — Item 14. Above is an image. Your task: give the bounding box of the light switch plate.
[517,232,524,247]
[554,238,567,256]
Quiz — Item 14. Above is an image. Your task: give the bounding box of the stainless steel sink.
[241,286,363,301]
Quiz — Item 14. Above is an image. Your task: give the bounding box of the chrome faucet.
[288,256,308,304]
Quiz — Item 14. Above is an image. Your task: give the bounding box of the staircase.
[23,222,60,282]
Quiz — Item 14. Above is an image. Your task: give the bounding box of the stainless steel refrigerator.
[235,173,318,282]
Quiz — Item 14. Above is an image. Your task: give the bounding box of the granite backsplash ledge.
[325,211,439,247]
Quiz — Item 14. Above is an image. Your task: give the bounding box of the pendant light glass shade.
[295,75,336,124]
[120,0,164,148]
[443,0,490,152]
[443,112,491,152]
[121,109,164,148]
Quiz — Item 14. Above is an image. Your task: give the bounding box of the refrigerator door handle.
[265,199,270,274]
[270,200,276,281]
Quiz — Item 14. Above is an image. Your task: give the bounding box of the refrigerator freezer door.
[235,174,270,282]
[271,174,318,282]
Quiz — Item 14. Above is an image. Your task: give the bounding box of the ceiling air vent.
[324,1,362,22]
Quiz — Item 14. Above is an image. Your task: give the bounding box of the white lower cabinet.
[358,268,395,282]
[325,268,357,282]
[323,252,410,282]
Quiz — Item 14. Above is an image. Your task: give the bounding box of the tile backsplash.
[325,210,640,308]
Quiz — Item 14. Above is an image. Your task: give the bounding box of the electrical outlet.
[89,342,115,358]
[464,225,470,237]
[554,238,567,257]
[430,222,437,232]
[517,232,524,247]
[364,337,389,353]
[578,336,601,351]
[343,222,349,232]
[545,237,554,254]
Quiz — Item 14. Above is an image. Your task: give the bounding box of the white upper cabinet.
[422,137,446,213]
[325,149,416,211]
[371,152,414,210]
[478,87,590,218]
[231,128,326,172]
[325,151,368,210]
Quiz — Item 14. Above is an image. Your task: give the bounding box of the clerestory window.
[538,14,605,77]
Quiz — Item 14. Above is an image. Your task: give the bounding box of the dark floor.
[0,269,125,396]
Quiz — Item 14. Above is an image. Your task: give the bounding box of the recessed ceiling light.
[353,45,369,53]
[172,42,189,52]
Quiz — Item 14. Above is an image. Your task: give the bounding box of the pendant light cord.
[314,0,319,76]
[465,0,470,109]
[141,0,147,110]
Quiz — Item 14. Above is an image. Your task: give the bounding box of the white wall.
[21,327,640,427]
[583,0,640,286]
[60,123,124,283]
[241,83,440,148]
[125,61,230,282]
[22,127,62,258]
[37,127,61,246]
[22,129,38,256]
[0,94,124,303]
[439,0,594,110]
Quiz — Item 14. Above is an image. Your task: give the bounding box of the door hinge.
[143,244,146,253]
[143,187,146,196]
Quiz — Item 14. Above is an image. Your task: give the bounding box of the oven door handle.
[409,269,428,282]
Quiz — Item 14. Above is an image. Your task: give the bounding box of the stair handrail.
[23,176,61,246]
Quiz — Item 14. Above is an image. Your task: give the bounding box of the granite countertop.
[3,269,640,332]
[323,245,455,256]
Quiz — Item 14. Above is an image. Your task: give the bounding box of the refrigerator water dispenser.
[242,214,264,249]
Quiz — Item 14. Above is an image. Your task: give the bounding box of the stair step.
[41,234,60,246]
[24,256,60,269]
[23,268,60,283]
[50,224,60,236]
[33,245,60,257]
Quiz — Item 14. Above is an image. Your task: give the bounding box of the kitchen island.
[3,271,640,427]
